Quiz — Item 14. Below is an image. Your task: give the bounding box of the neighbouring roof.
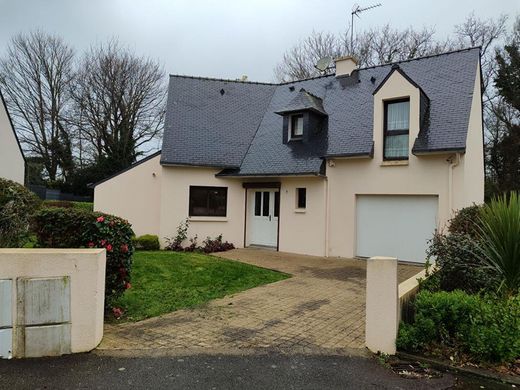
[161,47,481,176]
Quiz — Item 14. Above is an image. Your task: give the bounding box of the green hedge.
[133,234,160,251]
[32,207,135,309]
[397,290,520,363]
[0,178,41,247]
[43,200,93,212]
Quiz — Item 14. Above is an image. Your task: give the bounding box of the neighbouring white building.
[0,90,25,184]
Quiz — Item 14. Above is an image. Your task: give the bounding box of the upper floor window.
[290,114,304,140]
[189,186,227,217]
[384,99,410,160]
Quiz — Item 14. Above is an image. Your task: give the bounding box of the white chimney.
[334,56,358,77]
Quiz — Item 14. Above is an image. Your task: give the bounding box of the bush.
[133,234,160,250]
[164,219,235,253]
[426,233,500,294]
[32,207,135,309]
[43,200,93,212]
[397,290,520,363]
[165,219,189,251]
[477,192,520,296]
[201,235,235,253]
[0,178,41,247]
[448,204,483,238]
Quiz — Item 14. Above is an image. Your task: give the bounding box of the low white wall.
[0,249,106,356]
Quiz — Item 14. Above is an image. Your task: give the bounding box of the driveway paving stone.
[99,248,422,354]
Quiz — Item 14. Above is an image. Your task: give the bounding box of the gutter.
[448,153,461,215]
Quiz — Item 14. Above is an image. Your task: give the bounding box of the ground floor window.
[189,186,227,217]
[296,188,306,209]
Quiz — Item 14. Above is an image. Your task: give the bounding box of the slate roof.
[161,47,480,176]
[161,76,276,168]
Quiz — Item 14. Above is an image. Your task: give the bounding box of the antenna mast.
[350,3,381,54]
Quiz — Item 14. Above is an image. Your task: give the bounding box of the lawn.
[112,251,289,322]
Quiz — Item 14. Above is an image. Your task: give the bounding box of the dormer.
[372,64,429,164]
[275,88,328,144]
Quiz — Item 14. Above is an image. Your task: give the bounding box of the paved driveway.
[98,249,421,355]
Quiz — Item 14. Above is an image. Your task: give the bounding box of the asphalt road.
[0,352,465,390]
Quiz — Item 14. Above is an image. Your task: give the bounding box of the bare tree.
[72,40,166,169]
[274,25,452,82]
[0,31,75,181]
[273,14,507,83]
[454,13,508,93]
[274,31,343,82]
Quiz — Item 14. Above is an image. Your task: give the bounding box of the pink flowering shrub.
[32,207,134,312]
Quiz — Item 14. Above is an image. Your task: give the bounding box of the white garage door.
[356,195,438,263]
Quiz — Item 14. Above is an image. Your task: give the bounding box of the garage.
[356,195,438,263]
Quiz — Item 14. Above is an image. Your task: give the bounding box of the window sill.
[294,208,306,214]
[188,216,228,222]
[381,160,409,167]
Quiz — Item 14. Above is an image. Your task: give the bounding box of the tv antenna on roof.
[350,3,381,54]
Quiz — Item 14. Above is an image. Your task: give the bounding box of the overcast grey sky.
[0,0,518,82]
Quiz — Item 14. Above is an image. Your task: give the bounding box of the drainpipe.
[324,177,330,257]
[325,160,334,257]
[448,153,461,216]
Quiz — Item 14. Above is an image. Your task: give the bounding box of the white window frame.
[289,114,304,140]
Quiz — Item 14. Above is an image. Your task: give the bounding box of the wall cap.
[368,256,397,261]
[0,249,105,254]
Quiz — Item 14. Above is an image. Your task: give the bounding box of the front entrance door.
[247,189,279,247]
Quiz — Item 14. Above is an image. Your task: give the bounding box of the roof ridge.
[356,46,481,72]
[278,46,481,85]
[168,74,276,86]
[169,47,480,87]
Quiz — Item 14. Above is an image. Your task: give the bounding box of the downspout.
[324,160,334,257]
[448,153,461,216]
[324,177,330,257]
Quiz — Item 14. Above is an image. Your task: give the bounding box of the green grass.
[112,251,289,322]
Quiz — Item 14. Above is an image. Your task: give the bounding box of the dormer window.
[290,114,304,140]
[275,88,328,145]
[384,99,410,160]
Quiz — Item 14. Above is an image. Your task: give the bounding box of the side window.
[296,188,306,209]
[384,99,410,160]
